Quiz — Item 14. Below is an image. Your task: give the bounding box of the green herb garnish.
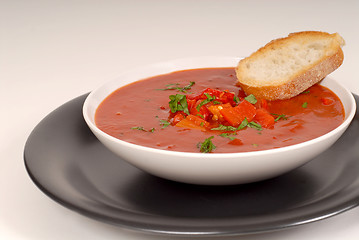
[169,94,190,114]
[211,118,249,132]
[219,133,237,141]
[131,126,145,131]
[157,81,195,93]
[159,120,170,128]
[248,121,262,131]
[302,102,308,108]
[131,126,156,132]
[197,136,216,153]
[196,93,216,111]
[244,94,257,104]
[271,113,289,122]
[211,124,237,131]
[237,118,249,130]
[233,96,240,103]
[197,114,204,119]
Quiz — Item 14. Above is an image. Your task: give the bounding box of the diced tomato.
[202,88,225,99]
[237,89,247,99]
[254,108,275,128]
[218,91,237,106]
[254,98,269,110]
[189,100,211,120]
[189,88,210,101]
[207,103,232,121]
[222,103,232,108]
[220,100,256,127]
[228,138,243,146]
[175,115,209,131]
[172,112,185,125]
[260,99,269,110]
[239,100,257,120]
[188,115,209,126]
[187,98,196,110]
[321,97,334,105]
[219,107,241,126]
[191,88,237,106]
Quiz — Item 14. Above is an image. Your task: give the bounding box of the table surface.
[1,0,359,239]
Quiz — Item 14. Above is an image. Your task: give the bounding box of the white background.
[1,0,359,239]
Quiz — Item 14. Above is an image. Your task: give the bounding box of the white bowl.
[83,57,356,185]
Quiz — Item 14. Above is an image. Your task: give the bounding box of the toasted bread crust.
[235,31,345,100]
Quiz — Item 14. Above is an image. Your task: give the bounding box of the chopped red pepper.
[228,138,243,146]
[190,88,237,106]
[175,115,209,131]
[186,98,197,110]
[254,108,275,128]
[260,99,269,110]
[220,100,256,127]
[189,100,211,120]
[172,112,185,125]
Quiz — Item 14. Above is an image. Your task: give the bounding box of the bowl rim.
[83,56,356,159]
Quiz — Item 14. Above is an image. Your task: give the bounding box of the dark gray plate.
[24,94,359,236]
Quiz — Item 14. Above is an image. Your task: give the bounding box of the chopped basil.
[131,126,155,132]
[211,124,237,131]
[197,114,204,119]
[248,121,262,131]
[233,96,240,103]
[302,102,308,108]
[302,90,310,94]
[237,118,249,130]
[159,120,170,128]
[131,126,145,131]
[219,133,237,141]
[271,113,289,121]
[169,94,190,115]
[211,118,249,132]
[244,94,257,104]
[197,136,216,153]
[157,81,195,93]
[196,93,216,111]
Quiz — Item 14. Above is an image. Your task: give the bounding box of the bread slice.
[235,31,345,100]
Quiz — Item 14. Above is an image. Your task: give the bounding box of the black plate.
[24,94,359,236]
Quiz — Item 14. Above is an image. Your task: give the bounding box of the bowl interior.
[83,56,356,148]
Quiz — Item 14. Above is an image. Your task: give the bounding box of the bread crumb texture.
[236,31,345,100]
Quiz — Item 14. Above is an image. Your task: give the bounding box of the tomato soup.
[95,68,344,153]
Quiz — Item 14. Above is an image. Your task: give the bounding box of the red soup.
[95,68,344,153]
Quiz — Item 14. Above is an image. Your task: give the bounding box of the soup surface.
[95,68,344,153]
